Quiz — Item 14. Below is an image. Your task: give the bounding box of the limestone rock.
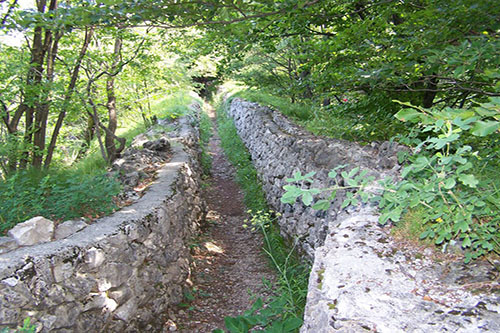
[144,137,170,151]
[7,216,54,246]
[54,219,88,240]
[0,237,18,254]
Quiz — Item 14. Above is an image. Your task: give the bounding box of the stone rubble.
[226,98,500,333]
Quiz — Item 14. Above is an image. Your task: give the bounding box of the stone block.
[7,216,54,246]
[0,237,18,254]
[54,219,88,240]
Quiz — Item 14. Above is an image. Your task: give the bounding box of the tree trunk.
[104,34,125,163]
[19,0,46,169]
[44,26,94,168]
[422,76,438,108]
[33,28,63,168]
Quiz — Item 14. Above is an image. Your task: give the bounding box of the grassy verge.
[198,106,213,176]
[231,89,313,122]
[214,95,310,332]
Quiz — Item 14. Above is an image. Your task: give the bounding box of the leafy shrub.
[379,98,500,262]
[282,98,500,263]
[302,93,406,143]
[0,169,120,233]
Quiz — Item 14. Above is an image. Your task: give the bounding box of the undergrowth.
[232,89,312,122]
[0,91,198,232]
[0,318,35,333]
[0,168,120,234]
[214,95,310,332]
[301,93,406,143]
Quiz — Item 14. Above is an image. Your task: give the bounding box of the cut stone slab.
[7,216,55,246]
[0,237,18,254]
[54,219,88,240]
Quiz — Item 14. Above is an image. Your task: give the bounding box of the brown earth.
[164,108,275,332]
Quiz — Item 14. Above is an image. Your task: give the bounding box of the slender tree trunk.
[422,76,438,108]
[104,34,125,163]
[33,29,62,168]
[44,26,94,168]
[20,5,46,169]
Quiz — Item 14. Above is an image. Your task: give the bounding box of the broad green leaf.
[443,178,456,189]
[458,174,479,188]
[347,167,360,178]
[341,197,351,209]
[394,108,421,122]
[462,237,471,248]
[312,199,330,210]
[471,120,500,136]
[302,192,313,206]
[283,317,303,331]
[401,166,413,178]
[225,316,250,333]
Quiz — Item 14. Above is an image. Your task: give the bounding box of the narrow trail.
[166,108,275,332]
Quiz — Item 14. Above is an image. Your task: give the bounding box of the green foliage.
[0,168,120,233]
[150,92,198,121]
[379,98,500,262]
[281,167,375,210]
[302,93,407,143]
[282,98,500,263]
[223,211,309,333]
[215,97,267,211]
[0,318,35,333]
[233,89,312,121]
[199,108,213,175]
[223,297,302,333]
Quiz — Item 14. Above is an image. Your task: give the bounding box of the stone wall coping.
[0,143,184,273]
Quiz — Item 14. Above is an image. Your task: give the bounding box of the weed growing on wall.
[215,96,310,332]
[0,318,35,333]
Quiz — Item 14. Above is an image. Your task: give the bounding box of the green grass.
[232,89,313,122]
[70,90,198,175]
[0,168,120,233]
[222,82,405,144]
[214,94,310,332]
[199,107,213,175]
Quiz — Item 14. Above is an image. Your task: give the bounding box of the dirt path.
[166,108,275,332]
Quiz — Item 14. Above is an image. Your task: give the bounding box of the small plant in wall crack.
[280,166,375,211]
[282,98,500,263]
[0,318,36,333]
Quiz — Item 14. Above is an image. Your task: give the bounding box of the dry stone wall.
[226,98,500,332]
[0,113,205,332]
[227,98,401,259]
